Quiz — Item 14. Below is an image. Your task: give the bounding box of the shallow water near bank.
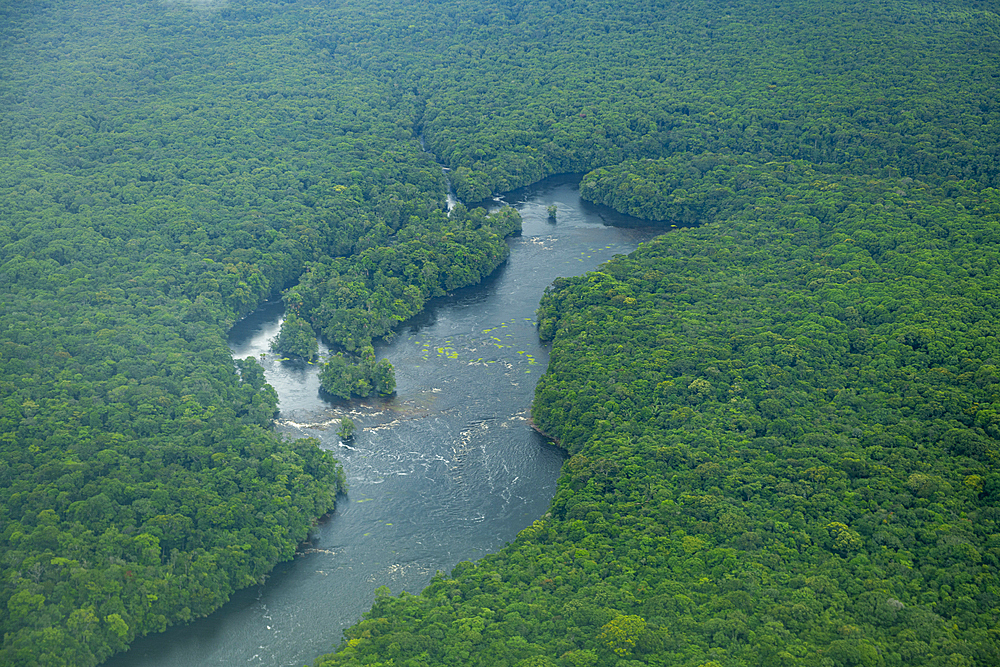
[105,176,666,667]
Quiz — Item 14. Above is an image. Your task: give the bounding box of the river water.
[105,176,666,667]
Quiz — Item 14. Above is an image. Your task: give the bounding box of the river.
[104,175,667,667]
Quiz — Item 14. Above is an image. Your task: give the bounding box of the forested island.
[1,0,998,665]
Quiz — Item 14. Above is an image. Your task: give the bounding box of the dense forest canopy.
[325,171,1000,665]
[0,0,998,665]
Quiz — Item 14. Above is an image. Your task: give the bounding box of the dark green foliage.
[319,355,358,400]
[271,314,319,361]
[291,205,521,353]
[372,359,397,396]
[304,0,1000,664]
[4,0,1000,664]
[320,347,396,399]
[0,0,428,662]
[580,154,752,224]
[317,167,1000,667]
[321,0,1000,198]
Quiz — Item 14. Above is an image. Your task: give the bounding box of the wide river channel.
[105,175,667,667]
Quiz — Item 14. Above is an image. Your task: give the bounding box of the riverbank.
[102,175,660,667]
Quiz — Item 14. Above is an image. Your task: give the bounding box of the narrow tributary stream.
[105,175,665,667]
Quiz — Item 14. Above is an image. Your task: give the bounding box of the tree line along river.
[103,175,669,667]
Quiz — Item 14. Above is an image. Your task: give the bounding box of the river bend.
[105,175,663,667]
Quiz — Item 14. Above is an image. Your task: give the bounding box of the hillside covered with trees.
[1,0,998,665]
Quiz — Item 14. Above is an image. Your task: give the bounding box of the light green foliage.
[598,615,647,657]
[337,418,357,441]
[826,523,864,556]
[104,614,129,642]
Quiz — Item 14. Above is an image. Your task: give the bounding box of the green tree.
[271,313,319,361]
[598,615,646,657]
[337,418,357,441]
